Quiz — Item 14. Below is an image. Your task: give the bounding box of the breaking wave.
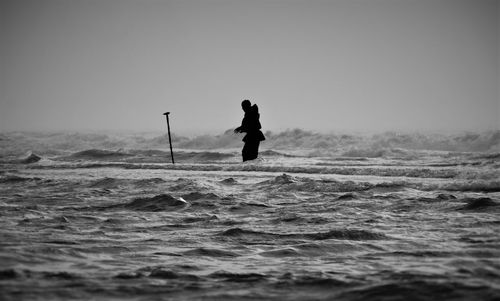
[174,129,500,153]
[62,149,235,163]
[20,151,42,164]
[71,149,132,159]
[1,130,499,159]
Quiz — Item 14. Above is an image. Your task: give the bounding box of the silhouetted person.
[234,99,265,162]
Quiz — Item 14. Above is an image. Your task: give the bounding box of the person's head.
[241,99,251,112]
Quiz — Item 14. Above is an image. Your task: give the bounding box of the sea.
[0,130,499,300]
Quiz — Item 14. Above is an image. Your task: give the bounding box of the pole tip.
[163,112,170,115]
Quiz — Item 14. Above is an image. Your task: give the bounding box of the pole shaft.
[165,114,175,164]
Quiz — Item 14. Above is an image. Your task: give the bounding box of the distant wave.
[0,151,43,164]
[176,129,500,153]
[25,161,466,180]
[20,152,42,164]
[1,130,498,158]
[54,149,236,163]
[71,149,132,159]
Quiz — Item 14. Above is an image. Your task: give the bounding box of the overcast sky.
[1,0,498,134]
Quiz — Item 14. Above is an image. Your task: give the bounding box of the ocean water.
[0,131,499,300]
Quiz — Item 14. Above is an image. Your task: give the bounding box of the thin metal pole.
[163,112,175,164]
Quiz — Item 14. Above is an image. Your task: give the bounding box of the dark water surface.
[1,145,499,300]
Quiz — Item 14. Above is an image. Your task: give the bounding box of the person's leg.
[242,140,260,162]
[242,142,251,162]
[251,141,260,160]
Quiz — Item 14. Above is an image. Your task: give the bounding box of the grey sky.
[1,0,498,133]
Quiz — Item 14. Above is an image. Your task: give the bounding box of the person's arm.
[234,115,248,133]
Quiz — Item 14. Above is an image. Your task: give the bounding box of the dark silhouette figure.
[234,100,265,162]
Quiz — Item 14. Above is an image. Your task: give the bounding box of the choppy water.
[1,132,499,300]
